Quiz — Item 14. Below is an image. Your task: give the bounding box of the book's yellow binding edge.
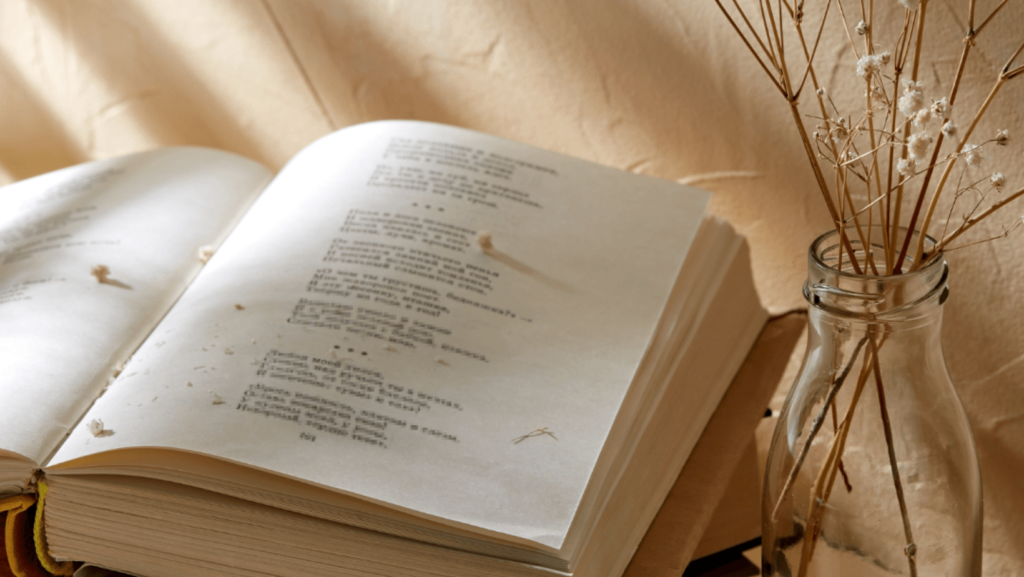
[32,482,72,577]
[1,492,50,577]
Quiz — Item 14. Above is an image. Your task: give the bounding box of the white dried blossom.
[907,132,932,160]
[996,129,1010,146]
[913,108,933,127]
[880,52,891,65]
[831,119,849,145]
[991,172,1006,189]
[86,419,106,437]
[899,81,925,117]
[856,21,869,35]
[931,98,950,120]
[942,121,958,139]
[898,157,916,177]
[962,143,984,167]
[857,53,885,78]
[899,0,921,9]
[816,87,826,97]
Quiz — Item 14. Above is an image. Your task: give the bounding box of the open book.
[0,121,765,577]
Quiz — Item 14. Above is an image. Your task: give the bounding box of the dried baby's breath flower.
[831,119,849,145]
[86,419,112,437]
[816,87,826,97]
[898,157,916,177]
[996,129,1010,146]
[991,172,1006,190]
[899,0,921,9]
[942,121,958,139]
[963,143,985,167]
[913,108,933,127]
[899,81,925,117]
[855,21,868,35]
[86,419,104,435]
[907,132,932,160]
[856,54,885,78]
[931,98,950,120]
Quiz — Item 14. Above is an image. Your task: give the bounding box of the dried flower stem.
[714,0,787,95]
[870,339,918,577]
[908,42,1023,269]
[890,1,929,272]
[769,336,867,525]
[930,185,1024,256]
[796,335,877,577]
[884,10,916,273]
[899,3,1017,271]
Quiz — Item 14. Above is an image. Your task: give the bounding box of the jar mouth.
[805,226,948,320]
[809,226,943,279]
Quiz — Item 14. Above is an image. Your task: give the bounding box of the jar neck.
[804,227,948,328]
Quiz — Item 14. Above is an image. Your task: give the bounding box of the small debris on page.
[198,245,216,264]
[384,345,398,352]
[210,392,226,405]
[513,427,558,444]
[91,265,111,283]
[477,231,493,251]
[235,304,245,310]
[224,347,234,355]
[86,419,113,437]
[435,357,450,366]
[90,265,132,289]
[186,381,193,387]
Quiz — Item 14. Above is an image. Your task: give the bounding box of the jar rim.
[805,226,949,321]
[809,226,944,280]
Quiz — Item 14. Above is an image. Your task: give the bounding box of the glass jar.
[762,227,982,577]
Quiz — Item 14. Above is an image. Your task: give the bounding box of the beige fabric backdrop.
[0,1,1021,573]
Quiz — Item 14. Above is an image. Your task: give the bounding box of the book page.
[0,149,271,465]
[48,122,709,550]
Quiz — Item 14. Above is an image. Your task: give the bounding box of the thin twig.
[834,0,861,59]
[795,0,834,99]
[797,339,877,577]
[974,0,1009,36]
[870,340,918,577]
[928,185,1024,257]
[714,0,788,95]
[770,336,868,524]
[731,0,781,70]
[907,52,1019,269]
